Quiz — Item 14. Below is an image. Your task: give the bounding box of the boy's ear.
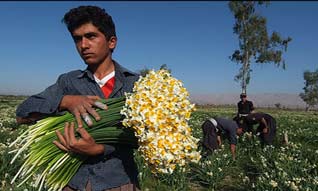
[108,36,117,50]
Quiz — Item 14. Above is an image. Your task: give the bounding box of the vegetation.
[229,1,292,94]
[139,64,171,77]
[299,69,318,111]
[1,95,317,191]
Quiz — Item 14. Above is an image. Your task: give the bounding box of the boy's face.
[72,22,116,66]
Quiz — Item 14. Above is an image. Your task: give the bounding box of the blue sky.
[0,1,317,96]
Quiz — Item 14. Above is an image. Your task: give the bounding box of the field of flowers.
[1,95,317,191]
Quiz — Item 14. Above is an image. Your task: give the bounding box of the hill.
[190,93,308,109]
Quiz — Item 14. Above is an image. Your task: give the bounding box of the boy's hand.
[53,122,104,156]
[59,95,107,128]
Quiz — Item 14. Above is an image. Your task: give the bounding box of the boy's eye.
[85,33,96,39]
[73,36,81,43]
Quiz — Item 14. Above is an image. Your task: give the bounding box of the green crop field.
[1,95,317,191]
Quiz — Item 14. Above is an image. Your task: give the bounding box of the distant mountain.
[0,92,310,109]
[190,93,308,109]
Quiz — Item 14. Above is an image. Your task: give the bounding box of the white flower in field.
[293,177,301,184]
[277,167,283,172]
[315,150,318,154]
[270,180,278,187]
[218,167,222,172]
[258,176,264,181]
[265,172,269,178]
[312,164,317,169]
[1,180,6,188]
[205,160,211,165]
[207,171,213,176]
[252,183,255,188]
[289,181,299,191]
[23,189,28,191]
[0,143,7,153]
[243,176,250,183]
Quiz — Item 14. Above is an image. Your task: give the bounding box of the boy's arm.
[217,135,222,146]
[16,112,44,124]
[230,144,236,160]
[261,118,269,133]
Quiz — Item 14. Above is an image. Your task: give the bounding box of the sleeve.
[254,113,264,122]
[237,102,240,113]
[16,74,66,118]
[103,144,116,155]
[250,101,255,111]
[223,122,238,145]
[103,143,137,156]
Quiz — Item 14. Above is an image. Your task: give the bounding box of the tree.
[274,102,281,109]
[229,1,292,94]
[159,64,171,73]
[139,67,151,77]
[138,64,171,77]
[299,69,318,111]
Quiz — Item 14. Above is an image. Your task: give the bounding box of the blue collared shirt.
[215,117,238,145]
[16,61,140,191]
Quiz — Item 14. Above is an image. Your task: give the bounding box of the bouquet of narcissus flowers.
[121,69,201,174]
[10,69,201,191]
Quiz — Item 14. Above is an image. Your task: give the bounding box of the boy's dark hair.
[62,5,116,40]
[240,93,247,99]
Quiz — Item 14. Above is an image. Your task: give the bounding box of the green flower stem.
[11,97,137,191]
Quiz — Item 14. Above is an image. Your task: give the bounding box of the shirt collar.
[77,68,95,81]
[94,71,115,87]
[76,60,137,82]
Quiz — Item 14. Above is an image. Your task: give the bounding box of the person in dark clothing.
[16,5,140,191]
[201,117,243,160]
[234,93,255,133]
[237,93,254,115]
[245,112,277,145]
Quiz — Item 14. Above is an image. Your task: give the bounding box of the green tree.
[139,67,151,77]
[159,64,172,73]
[299,69,318,111]
[139,64,171,77]
[229,1,292,94]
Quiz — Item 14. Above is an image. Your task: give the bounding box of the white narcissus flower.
[270,180,278,188]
